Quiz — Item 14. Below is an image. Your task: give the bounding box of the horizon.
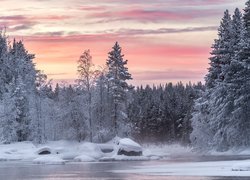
[0,0,246,86]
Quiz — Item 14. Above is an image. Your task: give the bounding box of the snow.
[74,155,96,162]
[0,141,37,161]
[1,139,250,178]
[33,155,66,165]
[118,138,142,152]
[232,160,250,171]
[0,138,147,163]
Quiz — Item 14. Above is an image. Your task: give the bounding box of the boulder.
[37,147,52,155]
[117,138,143,156]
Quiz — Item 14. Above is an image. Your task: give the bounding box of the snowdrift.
[0,138,157,164]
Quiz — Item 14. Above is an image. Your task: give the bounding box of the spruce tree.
[106,42,132,136]
[191,10,235,151]
[206,10,233,88]
[243,0,250,35]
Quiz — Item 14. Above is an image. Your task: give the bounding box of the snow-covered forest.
[0,2,249,154]
[0,36,203,145]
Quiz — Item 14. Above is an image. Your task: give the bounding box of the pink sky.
[0,0,246,86]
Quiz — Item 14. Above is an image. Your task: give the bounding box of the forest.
[0,2,249,153]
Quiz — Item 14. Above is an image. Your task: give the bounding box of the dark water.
[0,156,250,180]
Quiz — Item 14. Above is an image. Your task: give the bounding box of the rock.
[117,138,143,156]
[37,147,52,155]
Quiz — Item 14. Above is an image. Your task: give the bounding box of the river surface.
[1,155,250,180]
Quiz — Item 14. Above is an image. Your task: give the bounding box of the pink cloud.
[87,9,221,23]
[79,5,107,11]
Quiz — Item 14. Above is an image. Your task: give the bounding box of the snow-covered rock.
[232,160,250,171]
[37,147,52,155]
[116,138,143,156]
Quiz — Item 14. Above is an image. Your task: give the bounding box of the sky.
[0,0,246,86]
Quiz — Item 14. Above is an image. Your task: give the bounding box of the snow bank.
[0,141,37,161]
[33,155,65,165]
[232,160,250,171]
[0,139,196,163]
[74,155,96,162]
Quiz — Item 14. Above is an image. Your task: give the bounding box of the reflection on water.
[0,156,250,180]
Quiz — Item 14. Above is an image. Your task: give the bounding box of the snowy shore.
[1,140,250,175]
[0,140,195,164]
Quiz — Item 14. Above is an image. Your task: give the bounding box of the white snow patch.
[74,155,96,162]
[33,155,65,165]
[0,141,37,161]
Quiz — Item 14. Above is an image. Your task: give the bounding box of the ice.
[114,160,250,177]
[232,160,250,171]
[112,155,149,161]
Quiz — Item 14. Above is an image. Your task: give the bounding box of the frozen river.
[1,155,250,180]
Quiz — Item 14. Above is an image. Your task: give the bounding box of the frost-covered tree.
[77,50,98,142]
[206,10,233,88]
[0,31,10,97]
[191,7,250,151]
[244,0,250,35]
[106,42,132,136]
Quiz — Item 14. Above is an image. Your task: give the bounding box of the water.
[0,156,250,180]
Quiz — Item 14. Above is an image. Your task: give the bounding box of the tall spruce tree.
[106,42,132,136]
[191,10,236,151]
[191,7,250,151]
[244,0,250,35]
[206,10,233,88]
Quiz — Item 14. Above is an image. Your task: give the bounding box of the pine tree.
[106,42,132,136]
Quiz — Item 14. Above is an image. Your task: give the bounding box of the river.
[1,155,250,179]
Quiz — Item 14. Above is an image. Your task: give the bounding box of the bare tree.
[77,50,99,142]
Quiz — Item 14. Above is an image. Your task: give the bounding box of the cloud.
[0,15,72,31]
[115,26,217,35]
[87,9,221,23]
[79,5,107,11]
[133,69,205,81]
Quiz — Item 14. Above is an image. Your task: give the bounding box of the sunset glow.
[0,0,246,86]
